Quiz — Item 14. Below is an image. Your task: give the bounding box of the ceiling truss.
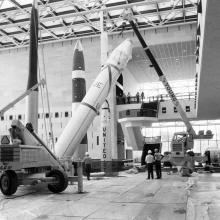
[0,0,198,49]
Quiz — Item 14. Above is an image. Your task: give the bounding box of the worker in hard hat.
[154,148,164,179]
[9,120,23,145]
[145,150,154,179]
[83,152,92,180]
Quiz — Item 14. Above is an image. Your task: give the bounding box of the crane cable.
[34,5,55,153]
[38,68,49,146]
[39,36,55,153]
[34,11,49,149]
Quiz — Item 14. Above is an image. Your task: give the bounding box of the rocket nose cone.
[116,39,133,59]
[73,40,85,71]
[33,0,38,9]
[108,39,133,70]
[74,40,83,52]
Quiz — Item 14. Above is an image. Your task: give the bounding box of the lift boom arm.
[128,19,196,137]
[0,79,46,117]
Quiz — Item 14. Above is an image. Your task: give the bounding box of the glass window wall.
[142,120,220,154]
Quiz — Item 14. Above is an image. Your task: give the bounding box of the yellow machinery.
[0,120,68,195]
[0,80,68,196]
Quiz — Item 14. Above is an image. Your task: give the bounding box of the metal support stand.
[77,161,83,193]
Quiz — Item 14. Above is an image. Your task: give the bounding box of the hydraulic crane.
[125,16,213,167]
[0,79,45,117]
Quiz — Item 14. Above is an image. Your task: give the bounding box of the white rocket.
[25,0,39,132]
[55,39,133,158]
[72,40,87,160]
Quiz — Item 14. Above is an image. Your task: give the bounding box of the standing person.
[205,150,211,165]
[136,92,140,103]
[141,91,145,102]
[127,92,131,104]
[116,95,119,105]
[145,150,154,179]
[83,152,92,180]
[154,148,164,179]
[72,159,78,176]
[122,92,126,104]
[48,132,53,151]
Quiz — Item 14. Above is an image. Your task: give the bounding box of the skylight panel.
[53,28,66,35]
[75,25,91,32]
[40,9,50,17]
[135,4,156,12]
[185,10,196,17]
[87,12,99,20]
[106,22,113,28]
[175,1,182,6]
[108,9,123,16]
[161,11,177,20]
[158,2,171,9]
[115,20,124,27]
[39,31,52,38]
[55,5,76,13]
[42,19,62,26]
[0,37,11,43]
[65,16,84,23]
[138,15,159,23]
[20,24,30,30]
[0,17,7,23]
[0,0,14,9]
[174,12,183,18]
[14,33,29,41]
[106,0,123,4]
[186,0,197,4]
[2,27,21,33]
[15,0,33,5]
[14,14,29,20]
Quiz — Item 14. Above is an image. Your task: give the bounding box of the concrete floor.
[0,172,220,220]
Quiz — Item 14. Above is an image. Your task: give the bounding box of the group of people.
[117,91,145,104]
[145,148,164,179]
[72,148,165,181]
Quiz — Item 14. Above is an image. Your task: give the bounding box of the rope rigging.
[34,5,55,153]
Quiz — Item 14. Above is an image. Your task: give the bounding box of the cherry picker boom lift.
[126,16,213,168]
[0,79,69,196]
[0,79,45,117]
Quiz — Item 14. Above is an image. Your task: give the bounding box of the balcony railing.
[119,108,158,119]
[117,92,195,105]
[117,96,143,105]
